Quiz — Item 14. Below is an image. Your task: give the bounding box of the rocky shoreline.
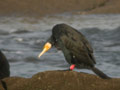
[0,71,120,90]
[0,0,120,90]
[0,0,120,17]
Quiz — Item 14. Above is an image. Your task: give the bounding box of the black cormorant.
[38,24,111,79]
[0,51,10,79]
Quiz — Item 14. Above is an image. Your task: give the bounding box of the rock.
[0,71,120,90]
[0,0,120,17]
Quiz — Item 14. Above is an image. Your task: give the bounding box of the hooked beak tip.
[38,54,42,58]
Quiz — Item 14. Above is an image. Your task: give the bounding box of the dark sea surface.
[0,15,120,78]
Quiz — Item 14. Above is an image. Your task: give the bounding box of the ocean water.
[0,15,120,78]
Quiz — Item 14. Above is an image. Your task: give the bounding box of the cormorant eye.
[53,37,57,42]
[73,56,75,58]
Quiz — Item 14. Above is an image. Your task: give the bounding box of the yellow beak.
[38,42,52,58]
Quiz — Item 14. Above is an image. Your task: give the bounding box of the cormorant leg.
[70,64,75,70]
[60,64,76,71]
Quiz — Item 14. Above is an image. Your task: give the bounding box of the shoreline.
[0,70,120,90]
[0,0,120,18]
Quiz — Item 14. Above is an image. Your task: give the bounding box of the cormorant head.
[38,24,65,58]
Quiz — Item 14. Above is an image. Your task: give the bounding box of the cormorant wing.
[60,30,96,65]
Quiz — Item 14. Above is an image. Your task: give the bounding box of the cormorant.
[0,51,10,79]
[38,24,111,79]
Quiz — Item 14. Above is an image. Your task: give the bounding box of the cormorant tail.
[91,67,111,79]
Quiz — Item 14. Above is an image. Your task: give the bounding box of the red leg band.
[70,64,75,70]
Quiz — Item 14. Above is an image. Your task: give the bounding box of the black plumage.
[40,23,111,79]
[0,51,10,79]
[51,24,96,68]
